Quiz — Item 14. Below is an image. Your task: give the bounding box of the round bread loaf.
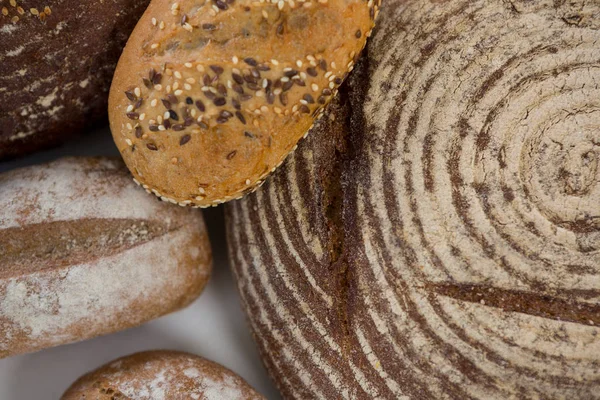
[0,0,149,160]
[109,0,379,207]
[61,350,264,399]
[0,157,212,358]
[225,0,600,398]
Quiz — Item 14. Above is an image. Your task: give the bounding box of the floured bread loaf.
[109,0,380,207]
[61,350,264,399]
[0,157,212,358]
[0,0,149,159]
[226,0,600,398]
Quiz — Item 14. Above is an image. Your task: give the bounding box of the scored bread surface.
[226,0,600,398]
[0,158,212,358]
[109,0,379,207]
[61,350,264,399]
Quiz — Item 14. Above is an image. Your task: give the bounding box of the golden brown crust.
[61,350,264,400]
[109,0,379,207]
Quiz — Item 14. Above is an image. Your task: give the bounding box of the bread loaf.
[0,0,148,160]
[109,0,379,207]
[226,1,600,398]
[0,157,212,358]
[61,350,264,399]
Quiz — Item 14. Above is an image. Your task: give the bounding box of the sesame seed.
[171,157,178,164]
[183,22,193,31]
[211,65,224,75]
[184,83,192,90]
[44,6,51,14]
[152,17,157,25]
[174,71,182,79]
[158,125,166,131]
[159,21,165,29]
[139,113,146,120]
[296,60,303,68]
[151,43,159,49]
[232,56,239,64]
[260,105,269,113]
[126,138,133,146]
[16,6,23,14]
[262,10,268,18]
[126,123,133,130]
[9,0,16,7]
[256,91,264,97]
[1,8,8,16]
[311,83,319,91]
[173,82,180,90]
[185,62,193,68]
[331,61,337,69]
[174,89,183,95]
[277,0,284,9]
[127,105,134,112]
[30,7,39,15]
[245,179,251,185]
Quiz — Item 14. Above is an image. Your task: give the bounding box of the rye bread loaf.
[61,350,264,399]
[109,0,380,207]
[0,157,212,358]
[0,0,149,160]
[225,1,600,398]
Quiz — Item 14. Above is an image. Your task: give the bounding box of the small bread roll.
[109,0,380,207]
[61,350,264,399]
[0,158,212,358]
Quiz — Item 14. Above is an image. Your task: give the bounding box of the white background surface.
[0,125,281,399]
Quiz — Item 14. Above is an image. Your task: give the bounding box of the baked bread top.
[109,0,379,207]
[62,350,264,399]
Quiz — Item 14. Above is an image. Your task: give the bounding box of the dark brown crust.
[225,0,600,398]
[0,0,149,160]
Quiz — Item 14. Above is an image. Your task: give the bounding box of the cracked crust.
[225,0,600,398]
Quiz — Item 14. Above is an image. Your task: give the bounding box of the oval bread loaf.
[61,350,264,399]
[109,0,380,207]
[0,0,149,160]
[226,0,600,398]
[0,157,212,358]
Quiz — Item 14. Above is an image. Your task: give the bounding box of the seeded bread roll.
[109,0,379,207]
[0,0,149,160]
[0,157,212,358]
[226,0,600,398]
[61,350,264,399]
